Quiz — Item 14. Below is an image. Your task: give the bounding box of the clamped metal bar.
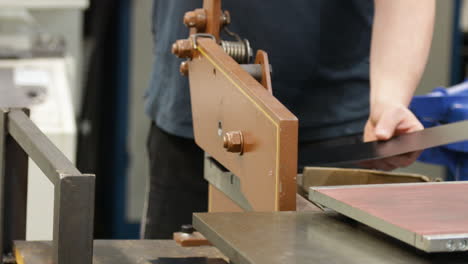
[0,108,95,264]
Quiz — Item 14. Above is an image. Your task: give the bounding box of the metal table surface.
[193,211,468,264]
[14,240,227,264]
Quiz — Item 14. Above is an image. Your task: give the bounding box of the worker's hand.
[361,103,424,171]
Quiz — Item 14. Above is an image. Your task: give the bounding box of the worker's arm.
[363,0,435,170]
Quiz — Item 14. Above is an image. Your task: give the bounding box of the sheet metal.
[194,211,468,264]
[302,120,468,166]
[309,182,468,252]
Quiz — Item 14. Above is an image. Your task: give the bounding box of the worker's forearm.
[370,0,435,116]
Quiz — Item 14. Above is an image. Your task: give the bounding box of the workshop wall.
[126,0,152,223]
[30,9,85,113]
[463,0,468,32]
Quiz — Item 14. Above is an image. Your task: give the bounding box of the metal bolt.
[171,39,193,59]
[184,8,207,31]
[223,131,244,153]
[180,224,195,234]
[458,240,467,250]
[446,240,456,251]
[180,61,189,76]
[221,10,231,26]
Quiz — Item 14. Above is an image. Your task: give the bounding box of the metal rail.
[0,108,95,264]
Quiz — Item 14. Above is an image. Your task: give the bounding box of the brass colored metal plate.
[309,182,468,252]
[189,38,298,211]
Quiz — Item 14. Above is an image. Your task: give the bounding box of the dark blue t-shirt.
[145,0,374,142]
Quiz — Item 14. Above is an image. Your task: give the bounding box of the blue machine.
[410,81,468,180]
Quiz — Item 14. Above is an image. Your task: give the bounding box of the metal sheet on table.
[14,240,227,264]
[309,182,468,253]
[194,211,468,264]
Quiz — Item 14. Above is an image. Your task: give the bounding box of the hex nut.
[223,131,243,153]
[172,39,193,59]
[184,8,207,31]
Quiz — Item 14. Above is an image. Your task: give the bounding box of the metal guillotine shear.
[171,0,468,213]
[170,1,468,261]
[171,0,298,212]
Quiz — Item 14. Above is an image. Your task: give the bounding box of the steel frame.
[0,108,95,264]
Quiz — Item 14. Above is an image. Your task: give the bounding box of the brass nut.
[184,8,207,31]
[223,131,243,153]
[171,39,193,59]
[179,61,189,76]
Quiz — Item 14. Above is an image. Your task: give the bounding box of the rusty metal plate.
[309,182,468,252]
[189,38,298,211]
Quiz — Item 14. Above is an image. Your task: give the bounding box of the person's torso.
[146,0,373,141]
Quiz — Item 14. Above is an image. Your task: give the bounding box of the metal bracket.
[191,33,217,49]
[0,108,95,264]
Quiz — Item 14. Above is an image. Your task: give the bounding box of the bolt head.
[183,9,206,30]
[223,131,243,153]
[171,42,179,55]
[180,224,195,234]
[222,10,231,25]
[171,39,193,59]
[180,61,189,76]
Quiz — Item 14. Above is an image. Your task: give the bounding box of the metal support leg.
[53,175,95,264]
[0,109,28,260]
[0,109,6,259]
[0,109,95,264]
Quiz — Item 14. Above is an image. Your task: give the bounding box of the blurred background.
[0,0,466,240]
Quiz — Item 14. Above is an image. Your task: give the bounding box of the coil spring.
[221,40,252,64]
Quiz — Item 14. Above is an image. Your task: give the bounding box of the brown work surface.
[309,182,468,252]
[14,240,226,264]
[189,38,298,211]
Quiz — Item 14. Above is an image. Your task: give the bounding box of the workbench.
[14,240,226,264]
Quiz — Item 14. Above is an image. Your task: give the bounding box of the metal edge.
[309,181,463,191]
[0,109,6,256]
[53,173,95,264]
[204,156,253,211]
[193,213,254,264]
[417,233,468,252]
[304,120,468,166]
[308,188,420,251]
[7,109,80,184]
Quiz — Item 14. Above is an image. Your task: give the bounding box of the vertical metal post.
[0,109,7,260]
[53,175,95,264]
[0,109,28,258]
